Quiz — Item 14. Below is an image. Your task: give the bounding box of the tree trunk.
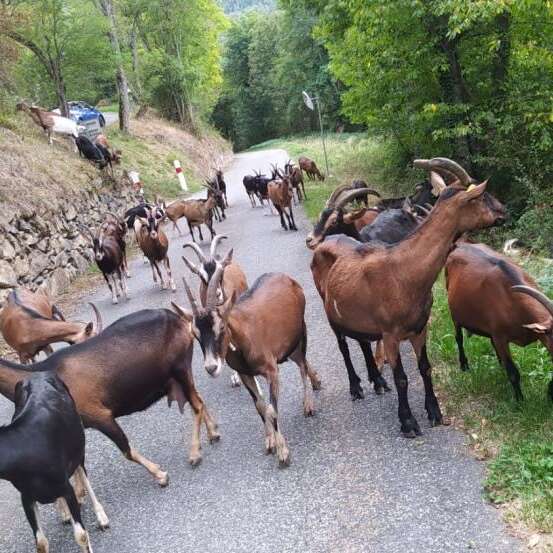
[492,11,511,93]
[52,59,69,117]
[97,0,130,133]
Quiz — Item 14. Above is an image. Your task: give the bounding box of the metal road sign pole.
[302,91,330,177]
[315,97,330,178]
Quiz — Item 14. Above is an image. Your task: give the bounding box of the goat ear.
[523,322,550,334]
[463,180,488,201]
[171,302,193,323]
[85,322,94,336]
[217,291,235,319]
[343,208,367,223]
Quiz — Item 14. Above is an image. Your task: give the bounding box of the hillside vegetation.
[0,113,231,212]
[219,0,274,13]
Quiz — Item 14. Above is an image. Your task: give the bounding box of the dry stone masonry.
[0,178,136,304]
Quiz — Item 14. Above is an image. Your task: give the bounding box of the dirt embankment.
[0,112,232,210]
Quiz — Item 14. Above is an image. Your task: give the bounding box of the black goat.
[215,170,229,207]
[205,179,226,222]
[243,175,258,207]
[75,136,108,169]
[376,180,438,213]
[0,373,108,553]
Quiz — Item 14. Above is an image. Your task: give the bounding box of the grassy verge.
[251,133,553,538]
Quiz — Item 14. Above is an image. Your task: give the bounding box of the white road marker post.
[173,160,188,192]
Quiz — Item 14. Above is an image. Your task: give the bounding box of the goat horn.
[210,235,228,259]
[89,302,103,333]
[414,158,475,187]
[512,286,553,316]
[430,171,447,194]
[183,242,208,264]
[336,188,381,210]
[326,184,354,207]
[414,204,431,216]
[181,256,205,282]
[205,249,232,308]
[182,277,200,316]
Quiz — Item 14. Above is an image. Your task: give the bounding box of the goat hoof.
[189,455,202,467]
[350,386,365,400]
[401,417,422,438]
[157,472,169,487]
[304,405,315,417]
[230,373,241,387]
[112,298,119,305]
[278,453,291,468]
[311,376,322,391]
[460,362,470,372]
[209,432,221,444]
[97,515,110,530]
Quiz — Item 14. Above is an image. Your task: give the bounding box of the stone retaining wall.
[0,179,136,303]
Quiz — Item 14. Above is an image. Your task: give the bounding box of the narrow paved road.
[0,150,520,552]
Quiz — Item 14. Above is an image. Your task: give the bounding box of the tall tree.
[95,0,131,133]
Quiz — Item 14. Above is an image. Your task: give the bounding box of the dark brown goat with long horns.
[0,289,102,364]
[181,235,248,387]
[136,204,176,291]
[0,308,220,485]
[311,157,506,437]
[445,242,553,401]
[174,256,321,467]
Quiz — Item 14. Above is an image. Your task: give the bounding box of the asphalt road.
[103,112,118,127]
[0,150,520,552]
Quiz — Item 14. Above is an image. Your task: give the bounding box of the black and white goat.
[0,372,108,553]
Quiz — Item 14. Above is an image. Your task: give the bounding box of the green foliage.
[290,0,553,249]
[212,3,343,150]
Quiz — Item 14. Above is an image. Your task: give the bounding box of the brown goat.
[0,289,102,364]
[94,134,122,164]
[311,158,506,437]
[176,259,321,467]
[284,160,306,203]
[136,205,176,291]
[268,176,298,231]
[167,197,216,242]
[299,156,324,181]
[181,236,248,387]
[0,308,220,485]
[445,242,553,400]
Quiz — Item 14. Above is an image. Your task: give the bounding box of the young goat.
[0,289,102,364]
[0,373,108,553]
[81,214,129,304]
[75,136,108,170]
[299,156,324,181]
[182,197,217,242]
[177,261,321,467]
[181,236,248,387]
[311,158,506,437]
[0,308,220,484]
[268,175,298,231]
[136,205,176,291]
[445,242,553,401]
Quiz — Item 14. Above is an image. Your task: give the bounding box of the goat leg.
[287,206,298,231]
[95,413,168,486]
[63,487,93,553]
[267,371,290,467]
[492,337,523,401]
[229,370,241,387]
[149,261,158,286]
[384,335,421,438]
[332,327,364,399]
[22,498,49,553]
[359,340,390,395]
[103,272,118,304]
[164,256,177,292]
[454,324,470,371]
[56,498,72,524]
[75,466,109,530]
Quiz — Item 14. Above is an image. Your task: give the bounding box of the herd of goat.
[2,155,553,553]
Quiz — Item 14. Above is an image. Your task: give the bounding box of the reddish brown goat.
[136,204,176,291]
[0,308,220,485]
[445,242,553,401]
[166,197,216,241]
[268,176,298,231]
[0,289,102,364]
[299,156,324,181]
[311,158,506,437]
[175,259,321,467]
[181,236,248,387]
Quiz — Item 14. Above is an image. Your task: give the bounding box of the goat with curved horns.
[182,235,248,387]
[0,307,220,485]
[175,255,321,467]
[311,157,506,437]
[446,242,553,400]
[0,289,102,364]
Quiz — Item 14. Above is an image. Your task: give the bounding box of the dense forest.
[1,0,553,246]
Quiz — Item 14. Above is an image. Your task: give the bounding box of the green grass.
[99,103,120,113]
[251,133,553,533]
[107,128,200,200]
